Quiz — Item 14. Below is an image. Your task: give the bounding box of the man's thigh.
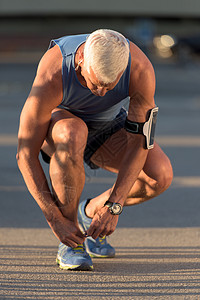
[90,128,129,172]
[90,128,171,179]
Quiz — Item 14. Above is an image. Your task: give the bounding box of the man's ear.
[79,49,84,62]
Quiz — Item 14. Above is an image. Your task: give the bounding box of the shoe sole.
[56,257,93,271]
[88,253,115,258]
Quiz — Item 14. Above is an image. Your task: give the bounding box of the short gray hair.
[84,29,129,84]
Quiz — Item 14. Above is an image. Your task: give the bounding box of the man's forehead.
[88,66,110,87]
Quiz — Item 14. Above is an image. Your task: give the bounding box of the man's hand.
[47,213,86,248]
[86,206,119,239]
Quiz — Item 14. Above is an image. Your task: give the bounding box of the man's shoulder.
[49,34,89,56]
[30,45,63,108]
[128,41,155,88]
[36,45,63,90]
[129,41,154,71]
[128,41,155,103]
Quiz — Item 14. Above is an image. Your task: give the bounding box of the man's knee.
[156,159,173,193]
[53,118,88,159]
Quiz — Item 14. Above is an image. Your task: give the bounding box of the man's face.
[81,65,123,97]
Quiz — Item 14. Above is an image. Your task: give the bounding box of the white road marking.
[1,176,200,191]
[1,134,200,147]
[156,136,200,147]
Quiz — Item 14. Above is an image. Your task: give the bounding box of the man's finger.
[87,219,99,236]
[76,229,86,238]
[91,224,106,239]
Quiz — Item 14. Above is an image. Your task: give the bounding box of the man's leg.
[41,108,93,270]
[85,128,173,218]
[42,108,88,222]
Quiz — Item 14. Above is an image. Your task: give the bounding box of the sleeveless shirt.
[49,34,131,123]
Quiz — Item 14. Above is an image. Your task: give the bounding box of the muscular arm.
[17,46,85,246]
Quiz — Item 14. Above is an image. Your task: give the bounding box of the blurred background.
[0,0,200,64]
[1,4,200,297]
[0,0,200,228]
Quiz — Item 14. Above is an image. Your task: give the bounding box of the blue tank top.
[49,34,131,123]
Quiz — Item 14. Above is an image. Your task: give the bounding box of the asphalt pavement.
[0,55,200,299]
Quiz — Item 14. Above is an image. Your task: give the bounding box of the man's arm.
[87,41,156,238]
[108,41,156,202]
[16,46,85,247]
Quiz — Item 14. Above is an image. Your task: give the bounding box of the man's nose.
[97,87,107,97]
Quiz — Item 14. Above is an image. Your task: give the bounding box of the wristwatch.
[104,201,123,215]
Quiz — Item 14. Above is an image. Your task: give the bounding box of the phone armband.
[125,106,159,149]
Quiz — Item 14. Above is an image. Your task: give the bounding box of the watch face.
[111,203,122,215]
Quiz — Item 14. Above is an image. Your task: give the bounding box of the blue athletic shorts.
[40,107,127,169]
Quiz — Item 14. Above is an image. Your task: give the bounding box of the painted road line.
[86,176,200,187]
[1,134,200,147]
[1,176,200,191]
[0,135,18,146]
[156,136,200,147]
[172,176,200,187]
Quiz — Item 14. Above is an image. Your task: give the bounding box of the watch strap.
[104,200,113,208]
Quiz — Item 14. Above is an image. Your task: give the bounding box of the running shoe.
[56,242,93,271]
[78,199,115,258]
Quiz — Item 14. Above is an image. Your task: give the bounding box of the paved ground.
[0,54,200,299]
